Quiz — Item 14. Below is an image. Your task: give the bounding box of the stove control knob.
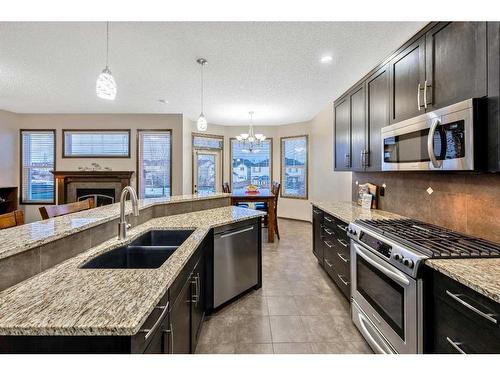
[403,259,414,269]
[394,253,402,261]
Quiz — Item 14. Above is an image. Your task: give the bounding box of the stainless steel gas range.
[348,219,500,354]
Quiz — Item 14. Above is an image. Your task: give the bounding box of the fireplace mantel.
[51,171,134,204]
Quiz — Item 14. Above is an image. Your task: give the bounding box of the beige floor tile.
[195,343,235,354]
[235,343,274,354]
[232,295,269,316]
[272,342,313,354]
[235,315,272,344]
[301,315,345,343]
[267,296,299,315]
[269,315,309,343]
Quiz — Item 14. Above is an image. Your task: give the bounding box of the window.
[192,134,223,150]
[63,130,130,157]
[137,130,172,198]
[20,130,56,204]
[192,134,224,194]
[281,135,308,199]
[230,139,272,193]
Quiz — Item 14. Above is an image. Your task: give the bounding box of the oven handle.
[358,312,394,354]
[354,243,410,286]
[427,118,443,169]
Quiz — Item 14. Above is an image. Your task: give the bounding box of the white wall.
[14,113,184,222]
[310,104,352,203]
[0,110,19,188]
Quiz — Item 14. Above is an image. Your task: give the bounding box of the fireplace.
[52,171,134,204]
[76,188,115,207]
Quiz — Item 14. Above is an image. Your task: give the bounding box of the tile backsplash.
[352,172,500,243]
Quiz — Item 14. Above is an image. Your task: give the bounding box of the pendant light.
[96,22,117,100]
[196,58,208,131]
[236,111,266,153]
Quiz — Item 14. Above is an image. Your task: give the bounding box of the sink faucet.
[118,186,140,240]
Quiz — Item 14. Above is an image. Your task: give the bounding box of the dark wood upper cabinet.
[366,65,390,171]
[425,22,487,110]
[350,84,367,171]
[389,36,426,124]
[334,96,351,170]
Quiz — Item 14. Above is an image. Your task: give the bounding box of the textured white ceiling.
[0,22,426,125]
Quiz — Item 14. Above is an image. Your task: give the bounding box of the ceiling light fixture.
[196,58,208,131]
[320,55,333,64]
[96,22,117,100]
[236,111,266,153]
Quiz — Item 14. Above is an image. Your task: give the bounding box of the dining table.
[230,188,276,243]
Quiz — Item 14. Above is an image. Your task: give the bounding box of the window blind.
[193,135,223,149]
[281,136,308,199]
[138,131,172,199]
[63,130,130,157]
[21,130,55,203]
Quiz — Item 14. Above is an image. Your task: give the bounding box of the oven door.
[351,241,418,354]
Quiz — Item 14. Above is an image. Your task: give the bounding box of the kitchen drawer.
[432,272,500,335]
[131,291,169,353]
[433,295,500,354]
[322,225,338,243]
[331,240,350,278]
[322,238,350,299]
[331,268,351,299]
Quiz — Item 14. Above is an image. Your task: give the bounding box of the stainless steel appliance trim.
[427,118,443,168]
[446,336,466,354]
[140,301,169,341]
[445,290,497,324]
[220,226,254,238]
[354,243,410,286]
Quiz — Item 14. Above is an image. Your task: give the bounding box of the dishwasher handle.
[218,226,254,239]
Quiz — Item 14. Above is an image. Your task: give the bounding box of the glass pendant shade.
[96,67,117,100]
[197,113,208,131]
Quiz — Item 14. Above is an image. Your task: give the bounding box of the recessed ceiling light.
[320,55,333,64]
[158,99,168,104]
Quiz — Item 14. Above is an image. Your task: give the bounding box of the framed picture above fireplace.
[62,129,131,158]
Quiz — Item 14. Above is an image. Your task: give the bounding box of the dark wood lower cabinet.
[311,206,351,300]
[170,275,192,354]
[425,268,500,354]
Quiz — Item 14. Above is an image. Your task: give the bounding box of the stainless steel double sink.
[80,229,194,269]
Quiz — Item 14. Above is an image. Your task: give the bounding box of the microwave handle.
[427,118,443,169]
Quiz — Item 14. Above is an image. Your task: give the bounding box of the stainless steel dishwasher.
[213,221,259,308]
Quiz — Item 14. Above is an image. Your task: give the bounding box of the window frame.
[280,134,309,200]
[62,129,131,158]
[19,129,57,205]
[136,129,173,199]
[229,137,273,192]
[191,132,224,194]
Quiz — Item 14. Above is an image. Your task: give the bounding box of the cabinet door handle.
[325,259,333,268]
[337,252,349,263]
[220,226,254,239]
[423,80,429,109]
[336,224,347,232]
[140,301,169,341]
[445,290,497,324]
[324,228,334,236]
[324,216,332,223]
[313,209,321,214]
[163,323,174,354]
[417,83,423,111]
[337,274,350,286]
[323,240,333,248]
[446,337,466,354]
[337,238,349,248]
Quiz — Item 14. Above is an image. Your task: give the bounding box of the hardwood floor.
[196,218,372,354]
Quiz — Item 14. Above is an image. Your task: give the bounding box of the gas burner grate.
[356,218,500,259]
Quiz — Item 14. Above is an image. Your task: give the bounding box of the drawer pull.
[445,290,497,324]
[337,238,349,248]
[324,217,332,223]
[446,337,466,354]
[323,240,333,248]
[337,252,349,263]
[139,301,169,341]
[336,224,347,232]
[325,259,333,268]
[324,228,334,236]
[313,209,321,214]
[337,274,350,286]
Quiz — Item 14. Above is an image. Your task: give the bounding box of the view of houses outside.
[196,153,216,193]
[140,132,171,198]
[282,136,307,197]
[231,139,271,193]
[22,131,55,202]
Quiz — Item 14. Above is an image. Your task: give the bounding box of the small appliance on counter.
[348,218,500,354]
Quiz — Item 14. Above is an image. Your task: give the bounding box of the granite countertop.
[0,192,230,260]
[0,206,264,336]
[425,258,500,304]
[311,201,404,223]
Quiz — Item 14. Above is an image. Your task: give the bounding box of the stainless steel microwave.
[381,98,484,171]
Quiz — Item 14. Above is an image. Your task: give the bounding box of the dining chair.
[0,210,25,230]
[255,181,280,239]
[222,182,231,193]
[39,198,95,220]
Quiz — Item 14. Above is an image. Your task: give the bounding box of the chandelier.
[236,111,266,153]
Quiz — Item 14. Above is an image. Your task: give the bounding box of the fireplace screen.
[76,188,115,207]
